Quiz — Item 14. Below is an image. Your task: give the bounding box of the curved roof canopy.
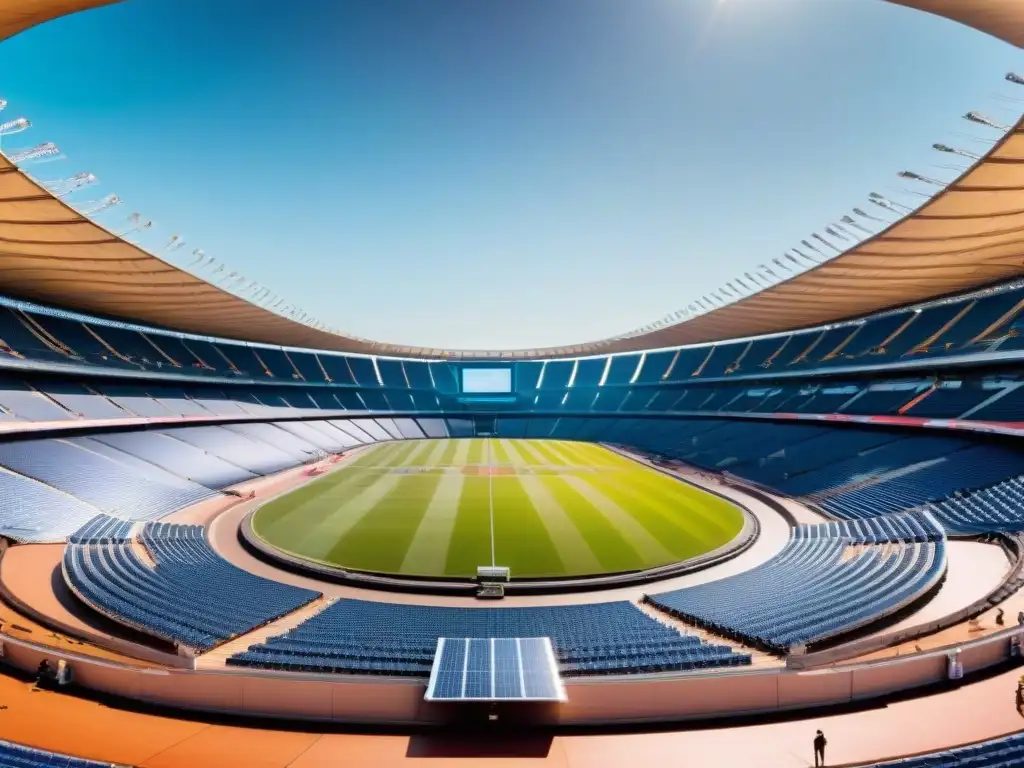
[1,0,1023,360]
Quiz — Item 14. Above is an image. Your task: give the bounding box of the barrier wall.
[1,623,1020,726]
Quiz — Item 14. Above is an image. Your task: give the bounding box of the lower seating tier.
[867,731,1024,767]
[227,598,752,677]
[647,533,947,655]
[63,517,321,651]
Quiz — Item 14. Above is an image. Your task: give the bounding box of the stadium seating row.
[866,731,1024,767]
[0,739,108,768]
[3,368,1024,428]
[227,599,752,677]
[63,518,320,651]
[2,279,1024,392]
[5,411,1024,542]
[0,417,427,542]
[647,521,948,654]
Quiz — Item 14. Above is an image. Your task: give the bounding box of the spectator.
[814,730,827,768]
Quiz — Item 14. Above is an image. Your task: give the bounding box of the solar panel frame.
[424,637,566,702]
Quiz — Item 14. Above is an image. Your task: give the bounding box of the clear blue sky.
[0,0,1019,350]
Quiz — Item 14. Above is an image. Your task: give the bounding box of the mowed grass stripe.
[513,476,600,576]
[379,441,421,467]
[582,472,724,558]
[348,442,394,467]
[423,439,452,466]
[253,465,385,543]
[466,439,485,464]
[491,438,512,465]
[400,473,465,575]
[508,439,547,466]
[322,473,442,573]
[539,476,647,573]
[518,440,568,467]
[492,477,568,578]
[453,439,471,465]
[438,439,460,466]
[294,471,404,558]
[444,477,492,576]
[556,440,622,468]
[560,475,675,565]
[499,439,532,467]
[606,467,743,540]
[399,440,435,467]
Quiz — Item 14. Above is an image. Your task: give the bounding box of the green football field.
[251,439,744,579]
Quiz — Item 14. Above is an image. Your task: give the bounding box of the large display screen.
[461,367,512,394]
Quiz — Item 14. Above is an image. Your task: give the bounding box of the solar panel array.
[425,637,565,702]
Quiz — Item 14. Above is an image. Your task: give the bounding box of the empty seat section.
[289,351,327,382]
[92,432,256,488]
[886,305,963,356]
[903,386,996,419]
[840,387,921,416]
[0,380,73,421]
[0,308,71,363]
[0,738,115,767]
[633,351,676,384]
[35,381,126,419]
[663,348,709,381]
[64,519,320,651]
[818,444,1024,521]
[144,333,208,369]
[229,598,750,677]
[182,338,235,374]
[733,337,788,372]
[160,426,300,475]
[965,385,1024,421]
[95,384,176,418]
[649,532,946,654]
[26,313,134,368]
[317,354,356,385]
[255,347,300,379]
[603,354,642,386]
[215,343,263,376]
[376,360,409,389]
[832,314,911,360]
[147,387,209,416]
[273,420,345,451]
[188,388,250,415]
[927,476,1024,534]
[88,324,166,366]
[0,438,215,519]
[348,358,380,388]
[925,291,1024,351]
[0,467,104,542]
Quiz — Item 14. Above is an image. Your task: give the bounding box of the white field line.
[487,438,496,566]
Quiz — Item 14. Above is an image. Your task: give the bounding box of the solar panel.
[424,637,566,702]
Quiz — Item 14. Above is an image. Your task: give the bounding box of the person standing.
[814,730,827,767]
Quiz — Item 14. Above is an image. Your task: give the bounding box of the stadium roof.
[1,0,1023,360]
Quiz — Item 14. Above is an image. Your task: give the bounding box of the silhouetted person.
[814,730,827,768]
[997,608,1005,626]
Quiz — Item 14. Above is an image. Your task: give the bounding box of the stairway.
[194,596,337,668]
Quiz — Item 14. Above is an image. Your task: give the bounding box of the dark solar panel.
[425,637,565,702]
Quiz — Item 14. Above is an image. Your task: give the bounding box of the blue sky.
[0,0,1020,350]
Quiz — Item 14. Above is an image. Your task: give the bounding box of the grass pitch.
[252,439,744,579]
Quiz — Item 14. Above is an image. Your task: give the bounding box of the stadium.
[0,0,1022,766]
